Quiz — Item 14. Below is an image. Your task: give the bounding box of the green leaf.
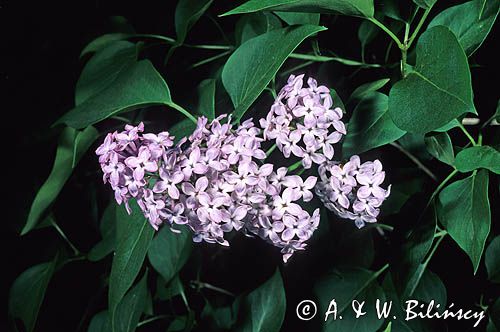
[380,0,406,22]
[147,225,192,284]
[238,269,286,332]
[175,0,213,44]
[383,322,392,332]
[490,298,500,331]
[222,0,375,18]
[348,78,390,103]
[434,118,461,132]
[485,236,500,283]
[88,311,110,332]
[381,176,425,216]
[72,126,100,168]
[358,20,379,52]
[424,132,455,166]
[167,313,196,332]
[274,11,320,25]
[455,146,500,174]
[389,26,475,134]
[412,0,436,9]
[343,92,405,156]
[197,79,216,120]
[222,25,326,121]
[76,41,137,106]
[169,118,197,143]
[112,272,149,332]
[202,300,240,331]
[9,256,57,332]
[235,12,282,45]
[314,267,385,332]
[156,275,184,301]
[109,203,155,319]
[80,33,131,57]
[22,126,98,235]
[330,88,345,111]
[437,169,491,273]
[412,270,447,306]
[88,204,117,262]
[56,60,174,129]
[392,206,436,299]
[382,273,447,332]
[397,133,432,160]
[428,0,500,56]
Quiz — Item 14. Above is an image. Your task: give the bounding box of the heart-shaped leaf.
[112,271,149,332]
[237,269,286,332]
[428,0,500,56]
[76,41,137,106]
[389,26,475,134]
[9,256,57,332]
[348,78,390,103]
[455,146,500,174]
[147,225,192,284]
[56,60,175,129]
[88,204,117,262]
[175,0,214,44]
[391,206,436,299]
[485,236,500,283]
[197,79,216,120]
[314,267,386,332]
[437,169,491,273]
[424,132,455,166]
[343,92,405,156]
[22,126,99,235]
[222,25,326,121]
[109,203,155,320]
[222,0,375,18]
[80,33,131,57]
[235,12,282,45]
[382,272,447,332]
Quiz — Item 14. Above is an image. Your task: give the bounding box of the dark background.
[4,0,499,331]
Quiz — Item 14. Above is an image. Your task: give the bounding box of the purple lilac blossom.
[315,155,391,228]
[96,116,320,262]
[260,74,346,169]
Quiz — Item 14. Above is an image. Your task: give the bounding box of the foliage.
[9,1,499,331]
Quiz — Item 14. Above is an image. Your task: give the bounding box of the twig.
[389,142,438,181]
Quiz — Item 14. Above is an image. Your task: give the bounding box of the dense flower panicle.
[96,122,174,215]
[96,75,391,262]
[260,74,346,169]
[315,155,391,229]
[96,115,320,262]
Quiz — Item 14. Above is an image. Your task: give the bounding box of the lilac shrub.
[97,113,320,262]
[96,75,390,262]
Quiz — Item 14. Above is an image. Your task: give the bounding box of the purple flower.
[282,175,317,202]
[96,133,117,162]
[125,146,158,181]
[261,74,346,169]
[97,105,324,262]
[153,167,184,199]
[315,156,391,228]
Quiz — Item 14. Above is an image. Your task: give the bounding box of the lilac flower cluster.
[96,74,393,262]
[315,155,391,229]
[96,115,320,262]
[260,74,346,169]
